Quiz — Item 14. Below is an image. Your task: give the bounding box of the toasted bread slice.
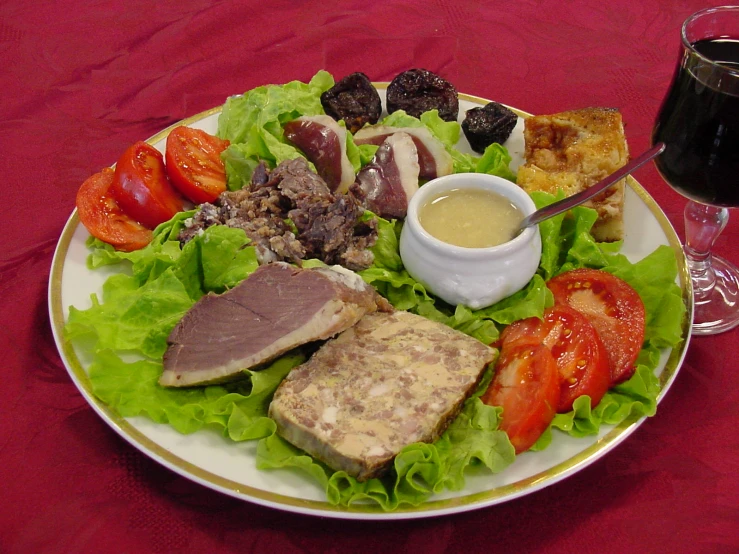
[516,107,630,242]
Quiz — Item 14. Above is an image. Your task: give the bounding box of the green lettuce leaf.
[475,143,517,182]
[68,224,257,359]
[66,270,194,360]
[88,348,303,437]
[218,71,333,145]
[379,109,461,149]
[218,71,334,187]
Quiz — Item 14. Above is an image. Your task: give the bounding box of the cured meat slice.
[354,132,420,219]
[160,263,390,387]
[353,125,453,180]
[283,115,355,194]
[269,310,496,481]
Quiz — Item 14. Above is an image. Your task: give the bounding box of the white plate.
[48,88,693,520]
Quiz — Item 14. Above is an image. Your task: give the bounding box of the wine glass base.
[692,255,739,336]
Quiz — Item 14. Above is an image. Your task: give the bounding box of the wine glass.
[652,6,739,335]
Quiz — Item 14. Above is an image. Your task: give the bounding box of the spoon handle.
[518,142,666,230]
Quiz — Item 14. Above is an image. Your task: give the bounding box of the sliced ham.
[353,125,453,180]
[283,115,355,194]
[160,262,390,387]
[354,132,420,220]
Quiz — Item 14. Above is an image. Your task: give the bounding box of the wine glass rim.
[682,5,739,74]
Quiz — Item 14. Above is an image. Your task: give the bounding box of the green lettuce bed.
[64,72,686,511]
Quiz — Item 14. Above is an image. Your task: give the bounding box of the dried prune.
[462,102,518,153]
[320,72,382,134]
[386,68,459,122]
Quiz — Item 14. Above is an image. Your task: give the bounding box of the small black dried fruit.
[320,72,382,134]
[462,102,518,153]
[386,68,459,122]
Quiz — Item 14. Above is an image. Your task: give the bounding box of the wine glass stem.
[684,200,729,301]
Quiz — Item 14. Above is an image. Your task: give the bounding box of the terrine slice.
[268,310,496,482]
[160,262,389,387]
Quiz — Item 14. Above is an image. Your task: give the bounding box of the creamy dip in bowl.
[399,173,542,309]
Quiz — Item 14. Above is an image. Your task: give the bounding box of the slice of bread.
[516,107,630,242]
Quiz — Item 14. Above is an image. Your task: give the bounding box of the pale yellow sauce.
[418,188,523,248]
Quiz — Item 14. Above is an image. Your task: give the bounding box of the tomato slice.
[481,343,560,454]
[111,141,184,229]
[547,268,646,385]
[76,168,153,251]
[501,304,611,412]
[165,126,230,204]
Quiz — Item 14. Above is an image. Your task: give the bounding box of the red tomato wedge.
[547,269,646,385]
[501,304,611,412]
[111,141,184,229]
[481,343,560,454]
[76,168,153,252]
[165,126,230,204]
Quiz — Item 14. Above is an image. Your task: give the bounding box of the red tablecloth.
[3,1,738,552]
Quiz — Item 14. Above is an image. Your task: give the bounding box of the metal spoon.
[516,142,666,234]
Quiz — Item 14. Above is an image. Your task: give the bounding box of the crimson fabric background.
[1,1,737,552]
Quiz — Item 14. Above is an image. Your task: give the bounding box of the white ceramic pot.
[399,173,542,309]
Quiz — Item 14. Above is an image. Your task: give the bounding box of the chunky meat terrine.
[160,262,390,387]
[268,310,497,481]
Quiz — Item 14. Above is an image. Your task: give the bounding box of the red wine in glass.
[652,7,739,335]
[654,39,739,206]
